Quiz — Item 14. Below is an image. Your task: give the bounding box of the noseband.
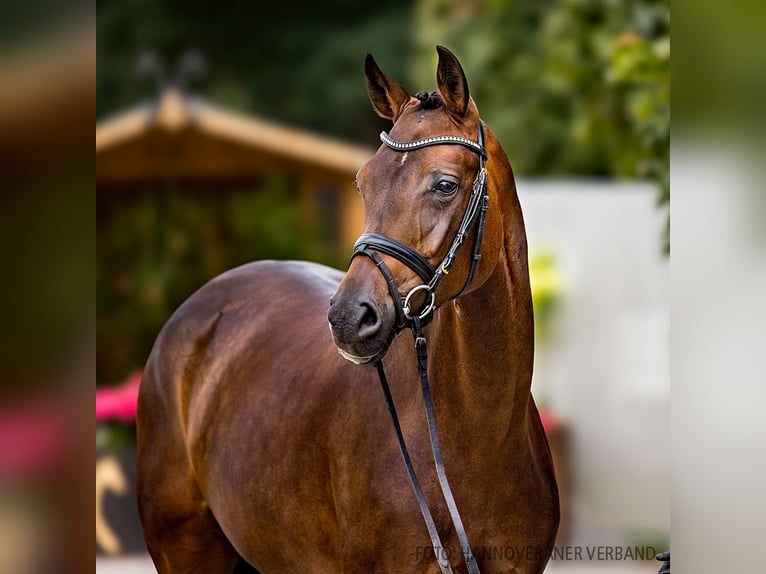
[351,123,489,330]
[348,123,489,574]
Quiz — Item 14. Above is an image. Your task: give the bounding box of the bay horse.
[137,46,558,573]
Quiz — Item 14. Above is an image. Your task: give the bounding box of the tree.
[413,0,669,250]
[97,0,414,143]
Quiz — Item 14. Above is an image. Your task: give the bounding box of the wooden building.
[97,88,376,385]
[97,87,373,251]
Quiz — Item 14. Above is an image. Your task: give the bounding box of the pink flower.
[96,370,141,423]
[0,402,68,477]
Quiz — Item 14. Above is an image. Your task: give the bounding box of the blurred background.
[94,1,670,572]
[15,0,766,572]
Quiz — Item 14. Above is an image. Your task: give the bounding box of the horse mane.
[414,90,443,110]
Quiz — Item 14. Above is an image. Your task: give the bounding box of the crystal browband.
[380,131,487,159]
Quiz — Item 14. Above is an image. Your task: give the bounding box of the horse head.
[328,46,504,364]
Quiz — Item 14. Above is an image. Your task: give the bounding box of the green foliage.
[96,0,414,143]
[414,0,669,249]
[608,22,670,252]
[96,421,136,452]
[529,250,562,343]
[97,176,330,383]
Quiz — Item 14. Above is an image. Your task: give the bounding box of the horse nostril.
[357,302,381,339]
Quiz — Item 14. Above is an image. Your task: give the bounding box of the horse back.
[138,258,346,455]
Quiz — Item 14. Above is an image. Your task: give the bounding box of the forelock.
[414,90,443,110]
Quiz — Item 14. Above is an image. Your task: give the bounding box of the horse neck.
[429,159,534,447]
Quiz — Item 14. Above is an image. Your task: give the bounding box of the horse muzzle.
[328,267,398,365]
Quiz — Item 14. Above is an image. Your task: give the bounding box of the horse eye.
[434,180,458,196]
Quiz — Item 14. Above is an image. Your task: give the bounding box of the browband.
[380,131,487,159]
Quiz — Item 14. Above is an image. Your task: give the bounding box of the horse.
[136,46,559,573]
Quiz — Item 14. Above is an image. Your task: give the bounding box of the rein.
[350,124,488,574]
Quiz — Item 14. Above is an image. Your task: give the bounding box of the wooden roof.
[96,88,374,184]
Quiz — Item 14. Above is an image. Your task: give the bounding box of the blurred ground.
[96,554,660,573]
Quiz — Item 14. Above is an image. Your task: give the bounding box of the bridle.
[349,123,489,574]
[352,123,489,330]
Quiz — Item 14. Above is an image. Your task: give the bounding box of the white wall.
[518,180,669,544]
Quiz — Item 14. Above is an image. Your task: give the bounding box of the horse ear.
[364,53,410,122]
[435,45,469,118]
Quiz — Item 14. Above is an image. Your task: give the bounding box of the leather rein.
[350,124,489,574]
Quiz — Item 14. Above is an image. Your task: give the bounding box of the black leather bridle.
[350,124,489,574]
[352,123,489,331]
